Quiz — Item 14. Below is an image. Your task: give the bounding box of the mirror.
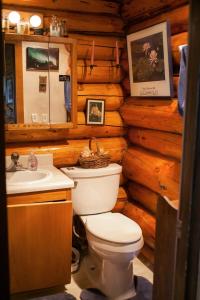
[4,34,77,129]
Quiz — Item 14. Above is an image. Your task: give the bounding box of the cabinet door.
[8,201,72,293]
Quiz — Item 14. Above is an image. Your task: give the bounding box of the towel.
[64,76,71,121]
[178,45,188,116]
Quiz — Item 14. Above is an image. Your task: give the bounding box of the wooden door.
[8,201,72,293]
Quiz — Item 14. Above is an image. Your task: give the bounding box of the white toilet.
[61,163,144,300]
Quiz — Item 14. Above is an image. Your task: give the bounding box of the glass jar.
[2,17,9,33]
[17,19,26,34]
[50,15,60,37]
[60,20,68,37]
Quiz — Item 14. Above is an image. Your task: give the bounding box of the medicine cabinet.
[4,33,77,130]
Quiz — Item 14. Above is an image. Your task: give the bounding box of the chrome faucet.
[6,152,26,172]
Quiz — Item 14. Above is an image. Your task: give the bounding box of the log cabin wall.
[3,0,128,211]
[120,0,189,264]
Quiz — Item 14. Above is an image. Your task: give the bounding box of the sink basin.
[6,169,52,185]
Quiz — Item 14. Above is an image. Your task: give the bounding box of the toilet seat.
[82,212,142,244]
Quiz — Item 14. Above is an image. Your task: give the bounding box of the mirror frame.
[4,33,77,131]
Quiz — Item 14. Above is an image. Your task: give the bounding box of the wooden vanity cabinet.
[7,189,72,294]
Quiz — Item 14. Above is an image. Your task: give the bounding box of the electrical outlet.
[41,113,48,123]
[31,113,38,123]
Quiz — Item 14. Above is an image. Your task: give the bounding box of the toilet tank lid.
[61,163,122,178]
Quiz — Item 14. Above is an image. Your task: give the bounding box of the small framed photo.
[86,99,105,125]
[127,21,173,97]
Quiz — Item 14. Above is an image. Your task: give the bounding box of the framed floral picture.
[86,99,105,125]
[127,21,173,97]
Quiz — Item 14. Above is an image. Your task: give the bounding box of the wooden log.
[2,0,120,15]
[6,125,126,143]
[44,14,123,35]
[77,60,124,83]
[172,32,188,73]
[122,0,188,24]
[140,243,155,266]
[77,44,122,61]
[120,99,183,134]
[113,187,128,213]
[123,202,156,250]
[78,95,123,111]
[123,147,180,199]
[126,5,189,35]
[128,181,158,214]
[128,128,182,160]
[78,83,123,97]
[77,111,124,127]
[2,4,124,35]
[121,76,130,96]
[71,34,125,49]
[6,137,127,168]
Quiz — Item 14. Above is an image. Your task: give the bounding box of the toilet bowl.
[61,164,144,299]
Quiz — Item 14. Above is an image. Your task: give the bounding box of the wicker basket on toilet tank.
[79,138,111,169]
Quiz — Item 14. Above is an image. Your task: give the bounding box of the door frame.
[0,6,10,300]
[174,0,200,299]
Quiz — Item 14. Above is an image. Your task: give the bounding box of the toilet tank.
[61,163,122,215]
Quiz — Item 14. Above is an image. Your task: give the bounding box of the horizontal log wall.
[4,0,127,211]
[120,1,188,262]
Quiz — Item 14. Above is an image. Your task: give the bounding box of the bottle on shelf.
[49,15,60,37]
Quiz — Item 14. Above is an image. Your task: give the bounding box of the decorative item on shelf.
[50,15,60,37]
[127,21,173,97]
[90,40,96,72]
[86,98,105,125]
[79,137,111,169]
[2,17,9,33]
[60,19,68,37]
[115,40,120,68]
[16,19,29,35]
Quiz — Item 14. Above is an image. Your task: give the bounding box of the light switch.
[31,113,38,123]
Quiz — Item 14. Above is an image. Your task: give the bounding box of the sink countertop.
[6,154,74,195]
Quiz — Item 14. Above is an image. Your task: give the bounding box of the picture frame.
[86,99,105,125]
[127,21,173,97]
[26,47,59,71]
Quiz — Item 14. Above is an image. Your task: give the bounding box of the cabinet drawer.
[7,189,71,205]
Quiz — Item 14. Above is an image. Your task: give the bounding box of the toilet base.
[83,250,137,300]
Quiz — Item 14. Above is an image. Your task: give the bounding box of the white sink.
[6,169,52,185]
[6,154,74,195]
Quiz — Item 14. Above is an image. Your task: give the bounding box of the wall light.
[8,11,21,24]
[29,15,42,28]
